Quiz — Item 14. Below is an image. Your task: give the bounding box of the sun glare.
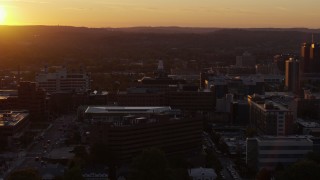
[0,6,6,24]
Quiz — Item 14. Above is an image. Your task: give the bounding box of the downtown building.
[0,110,30,148]
[285,58,300,94]
[248,95,294,136]
[0,82,47,121]
[116,87,215,112]
[246,136,314,170]
[0,90,18,110]
[117,61,215,112]
[35,66,91,93]
[294,90,320,121]
[301,42,320,73]
[297,42,320,95]
[18,81,48,121]
[82,106,203,163]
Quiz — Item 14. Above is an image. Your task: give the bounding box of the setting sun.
[0,6,6,24]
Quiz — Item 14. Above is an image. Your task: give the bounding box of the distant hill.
[1,25,320,34]
[0,25,319,69]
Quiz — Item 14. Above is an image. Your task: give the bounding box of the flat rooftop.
[256,135,314,142]
[0,90,18,98]
[46,147,75,160]
[0,96,9,100]
[189,167,216,177]
[265,92,295,97]
[85,106,172,114]
[253,100,289,112]
[0,111,29,127]
[297,119,320,128]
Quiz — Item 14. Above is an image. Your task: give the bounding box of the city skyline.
[0,0,319,28]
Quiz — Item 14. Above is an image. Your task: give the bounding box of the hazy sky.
[0,0,319,28]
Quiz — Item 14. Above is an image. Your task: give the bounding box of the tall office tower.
[301,43,311,73]
[18,81,47,121]
[310,43,320,59]
[299,42,320,95]
[200,68,215,89]
[285,58,300,94]
[274,54,295,74]
[301,42,320,73]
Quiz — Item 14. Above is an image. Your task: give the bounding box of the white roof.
[85,106,171,114]
[297,119,320,128]
[189,167,217,177]
[257,135,314,143]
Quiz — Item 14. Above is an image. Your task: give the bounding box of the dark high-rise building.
[18,82,47,121]
[231,100,250,125]
[274,54,296,74]
[299,42,320,94]
[301,42,320,73]
[310,43,320,61]
[285,58,300,94]
[200,68,215,89]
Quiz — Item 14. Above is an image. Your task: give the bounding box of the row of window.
[259,154,305,158]
[259,146,312,150]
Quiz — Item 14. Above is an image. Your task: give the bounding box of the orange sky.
[0,0,319,28]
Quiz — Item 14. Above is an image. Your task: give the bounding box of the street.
[2,114,76,178]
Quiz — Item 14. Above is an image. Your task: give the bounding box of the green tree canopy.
[64,166,84,180]
[8,168,41,180]
[279,160,320,180]
[306,152,320,164]
[129,148,174,180]
[256,168,271,180]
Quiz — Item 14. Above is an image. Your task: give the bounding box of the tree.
[90,143,109,164]
[306,151,320,164]
[89,143,117,180]
[256,168,271,180]
[74,145,89,158]
[245,127,257,138]
[8,168,41,180]
[274,162,285,180]
[211,131,221,145]
[219,141,229,154]
[279,160,320,180]
[205,150,222,172]
[64,166,84,180]
[129,148,174,180]
[168,155,190,180]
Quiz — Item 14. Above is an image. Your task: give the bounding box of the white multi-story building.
[35,66,90,93]
[246,136,314,170]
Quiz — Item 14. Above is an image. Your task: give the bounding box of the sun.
[0,6,6,24]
